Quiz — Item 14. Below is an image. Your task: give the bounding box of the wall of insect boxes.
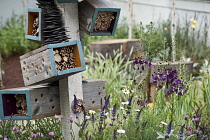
[0,0,120,120]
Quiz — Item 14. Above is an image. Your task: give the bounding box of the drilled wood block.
[25,8,43,44]
[56,0,78,3]
[0,79,106,120]
[79,0,120,36]
[0,84,60,120]
[20,40,86,86]
[82,79,106,110]
[91,39,144,60]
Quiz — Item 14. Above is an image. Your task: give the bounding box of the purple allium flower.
[194,130,199,133]
[203,135,208,138]
[184,116,189,120]
[70,117,73,123]
[13,127,17,131]
[31,134,36,138]
[186,132,191,136]
[0,135,2,138]
[16,130,20,134]
[48,132,54,136]
[4,138,8,140]
[36,132,41,136]
[54,115,59,119]
[187,126,193,130]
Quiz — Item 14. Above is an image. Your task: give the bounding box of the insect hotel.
[0,0,120,139]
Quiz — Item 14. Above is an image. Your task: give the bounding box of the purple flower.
[186,132,191,136]
[0,135,2,138]
[187,126,193,130]
[166,120,173,134]
[13,127,17,131]
[36,132,41,136]
[16,130,20,134]
[179,124,185,139]
[70,117,73,123]
[48,132,54,136]
[194,130,199,133]
[192,118,200,121]
[4,138,8,140]
[184,116,189,120]
[22,131,26,134]
[31,134,36,138]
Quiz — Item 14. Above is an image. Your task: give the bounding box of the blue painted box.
[0,84,60,120]
[20,40,86,86]
[79,0,120,36]
[56,0,78,3]
[25,8,43,44]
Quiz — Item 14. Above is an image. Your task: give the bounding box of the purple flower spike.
[192,118,200,121]
[36,132,41,136]
[186,132,191,136]
[16,130,20,134]
[48,132,54,136]
[13,127,17,131]
[184,116,189,120]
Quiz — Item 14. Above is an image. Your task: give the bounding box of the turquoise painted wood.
[25,8,43,44]
[79,0,121,36]
[20,40,86,86]
[56,0,78,3]
[0,84,60,120]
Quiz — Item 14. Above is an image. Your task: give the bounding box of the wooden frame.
[25,8,43,44]
[0,84,60,120]
[79,0,120,36]
[20,40,86,86]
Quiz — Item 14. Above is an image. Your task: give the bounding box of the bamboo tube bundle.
[14,94,28,116]
[36,0,70,45]
[94,11,115,31]
[32,16,39,36]
[54,46,76,71]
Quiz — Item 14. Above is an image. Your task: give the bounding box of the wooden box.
[90,39,145,60]
[20,40,86,86]
[56,0,78,3]
[25,8,43,44]
[79,0,120,36]
[82,79,106,110]
[0,84,60,120]
[0,79,106,120]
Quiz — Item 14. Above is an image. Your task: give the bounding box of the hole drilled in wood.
[40,94,44,97]
[92,101,95,104]
[39,67,42,71]
[47,66,52,71]
[23,61,26,65]
[52,106,55,110]
[36,66,39,70]
[26,77,29,81]
[35,98,38,102]
[23,67,26,71]
[98,92,101,95]
[27,65,30,69]
[103,87,105,90]
[42,58,45,62]
[31,63,34,67]
[34,72,37,76]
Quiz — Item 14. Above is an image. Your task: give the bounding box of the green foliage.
[0,13,40,57]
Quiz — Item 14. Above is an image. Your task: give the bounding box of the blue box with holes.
[20,40,86,86]
[0,84,60,120]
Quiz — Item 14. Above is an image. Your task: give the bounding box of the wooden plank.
[58,3,83,140]
[90,39,144,60]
